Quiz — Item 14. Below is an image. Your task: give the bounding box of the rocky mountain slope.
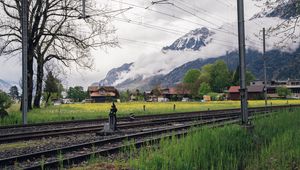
[98,1,300,91]
[162,27,213,51]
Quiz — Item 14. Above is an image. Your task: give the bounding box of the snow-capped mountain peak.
[162,27,214,51]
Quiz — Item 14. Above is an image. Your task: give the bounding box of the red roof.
[228,86,240,93]
[228,85,264,93]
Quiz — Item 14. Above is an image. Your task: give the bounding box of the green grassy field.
[127,109,300,170]
[1,100,300,126]
[72,107,300,170]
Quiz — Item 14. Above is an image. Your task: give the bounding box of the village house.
[88,85,119,103]
[227,85,264,100]
[146,87,191,102]
[251,79,300,99]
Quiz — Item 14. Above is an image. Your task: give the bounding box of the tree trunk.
[27,54,33,110]
[20,51,34,111]
[45,92,51,106]
[34,57,44,108]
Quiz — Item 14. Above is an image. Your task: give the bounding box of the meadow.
[1,100,300,126]
[127,108,300,170]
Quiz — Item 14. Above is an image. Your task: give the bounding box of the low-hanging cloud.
[112,16,300,86]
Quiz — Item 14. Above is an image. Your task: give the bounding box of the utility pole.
[237,0,249,125]
[21,0,28,124]
[263,28,267,111]
[82,0,86,18]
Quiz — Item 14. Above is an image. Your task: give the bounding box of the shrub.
[0,90,12,117]
[276,86,291,98]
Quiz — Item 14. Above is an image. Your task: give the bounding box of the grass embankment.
[1,100,299,126]
[127,109,300,170]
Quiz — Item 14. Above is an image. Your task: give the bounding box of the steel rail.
[0,104,297,144]
[22,112,276,170]
[0,116,239,169]
[0,111,242,144]
[1,104,297,129]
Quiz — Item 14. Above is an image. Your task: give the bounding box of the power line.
[113,16,241,47]
[111,0,239,36]
[111,0,263,46]
[171,0,235,26]
[114,17,186,35]
[213,0,265,28]
[119,37,165,47]
[169,3,264,46]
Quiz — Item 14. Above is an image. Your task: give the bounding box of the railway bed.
[0,115,240,170]
[0,111,243,144]
[0,105,297,144]
[1,104,294,132]
[0,105,297,169]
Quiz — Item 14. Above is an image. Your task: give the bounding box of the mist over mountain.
[99,63,133,86]
[98,2,300,91]
[0,79,19,93]
[252,0,298,19]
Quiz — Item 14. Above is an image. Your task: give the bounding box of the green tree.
[67,86,87,102]
[44,72,62,105]
[183,69,201,84]
[9,86,19,100]
[210,60,231,93]
[276,87,292,98]
[183,69,201,98]
[232,66,256,86]
[0,90,12,117]
[198,82,212,97]
[198,64,213,84]
[120,91,130,102]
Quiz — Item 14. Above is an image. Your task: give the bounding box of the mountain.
[157,48,300,87]
[98,27,215,89]
[99,2,300,91]
[99,63,133,86]
[162,27,213,51]
[100,47,300,91]
[0,79,18,92]
[251,0,297,19]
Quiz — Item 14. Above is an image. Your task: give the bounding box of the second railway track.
[0,104,297,169]
[1,116,239,169]
[0,111,240,143]
[0,104,297,144]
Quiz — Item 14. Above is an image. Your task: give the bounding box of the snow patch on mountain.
[162,27,214,51]
[99,8,300,90]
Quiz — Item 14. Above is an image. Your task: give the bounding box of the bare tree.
[0,0,118,109]
[255,0,300,47]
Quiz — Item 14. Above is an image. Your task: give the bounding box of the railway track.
[1,104,294,130]
[0,104,297,169]
[0,115,240,170]
[0,111,240,144]
[0,105,297,144]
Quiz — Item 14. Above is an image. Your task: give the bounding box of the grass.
[126,108,300,170]
[1,100,300,126]
[0,142,34,151]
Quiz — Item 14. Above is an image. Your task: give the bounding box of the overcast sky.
[0,0,266,88]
